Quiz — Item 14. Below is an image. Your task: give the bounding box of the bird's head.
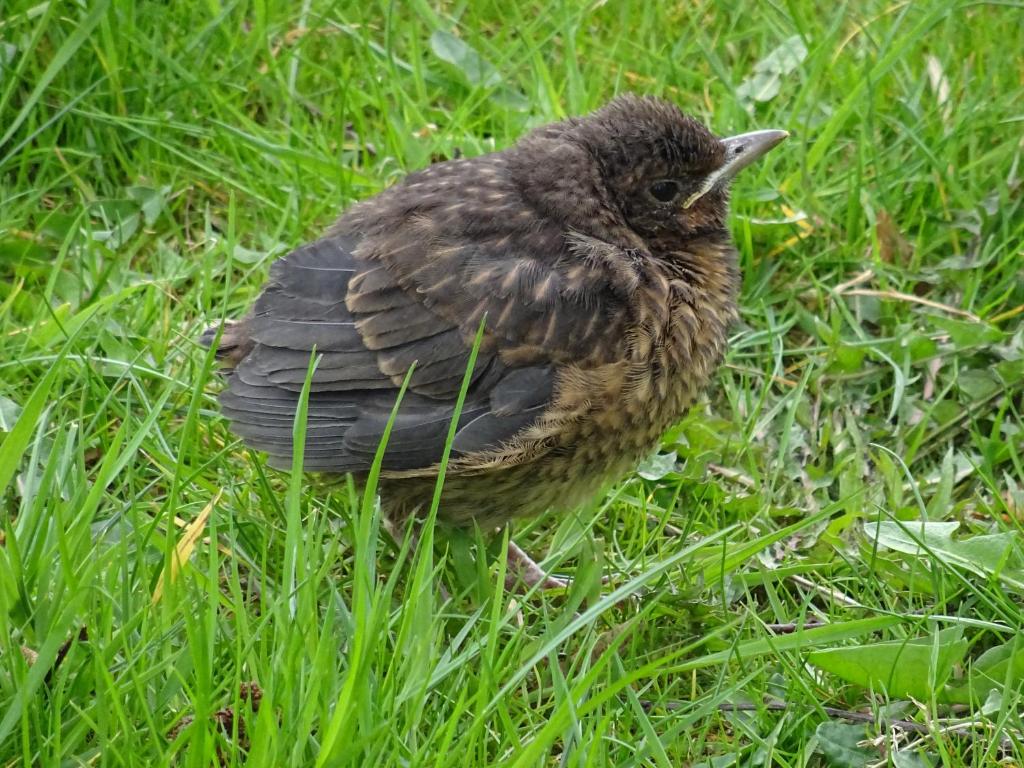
[511,94,787,250]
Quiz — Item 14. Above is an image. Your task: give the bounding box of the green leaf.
[814,722,873,768]
[89,198,141,249]
[429,30,500,88]
[924,450,954,519]
[126,185,168,226]
[995,358,1024,387]
[0,237,52,267]
[892,752,936,768]
[808,627,968,700]
[692,757,740,768]
[833,345,866,372]
[868,520,1024,590]
[637,450,677,481]
[0,395,21,432]
[736,35,808,105]
[0,41,17,81]
[956,370,1001,400]
[927,315,1004,348]
[942,636,1024,704]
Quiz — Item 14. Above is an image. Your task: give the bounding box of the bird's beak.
[682,129,789,209]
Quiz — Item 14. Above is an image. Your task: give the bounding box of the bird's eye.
[649,180,680,203]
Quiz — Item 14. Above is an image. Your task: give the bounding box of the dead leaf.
[167,681,265,765]
[17,626,87,681]
[152,490,222,605]
[925,54,952,122]
[47,627,88,684]
[876,209,912,264]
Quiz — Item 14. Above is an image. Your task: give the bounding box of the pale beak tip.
[719,128,790,178]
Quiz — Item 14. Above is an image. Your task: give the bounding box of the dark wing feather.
[450,366,554,453]
[209,233,556,473]
[357,202,636,367]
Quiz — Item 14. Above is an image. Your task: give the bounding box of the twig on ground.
[763,620,826,633]
[707,463,757,490]
[833,269,875,294]
[835,287,981,323]
[788,574,863,608]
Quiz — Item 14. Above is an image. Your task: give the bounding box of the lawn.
[1,1,1023,765]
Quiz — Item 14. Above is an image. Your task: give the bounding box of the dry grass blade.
[152,489,224,605]
[833,285,982,323]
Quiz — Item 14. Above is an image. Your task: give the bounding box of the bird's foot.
[504,539,569,591]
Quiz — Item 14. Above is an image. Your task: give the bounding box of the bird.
[202,94,787,589]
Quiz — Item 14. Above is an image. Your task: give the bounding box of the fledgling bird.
[202,94,786,588]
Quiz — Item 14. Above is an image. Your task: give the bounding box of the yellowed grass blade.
[152,489,223,606]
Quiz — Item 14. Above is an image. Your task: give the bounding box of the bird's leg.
[383,515,452,602]
[382,515,417,551]
[504,539,569,591]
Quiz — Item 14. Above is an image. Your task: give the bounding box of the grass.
[1,0,1023,765]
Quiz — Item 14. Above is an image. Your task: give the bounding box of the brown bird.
[202,95,786,588]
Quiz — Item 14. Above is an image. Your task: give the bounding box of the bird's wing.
[366,219,638,369]
[213,234,559,473]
